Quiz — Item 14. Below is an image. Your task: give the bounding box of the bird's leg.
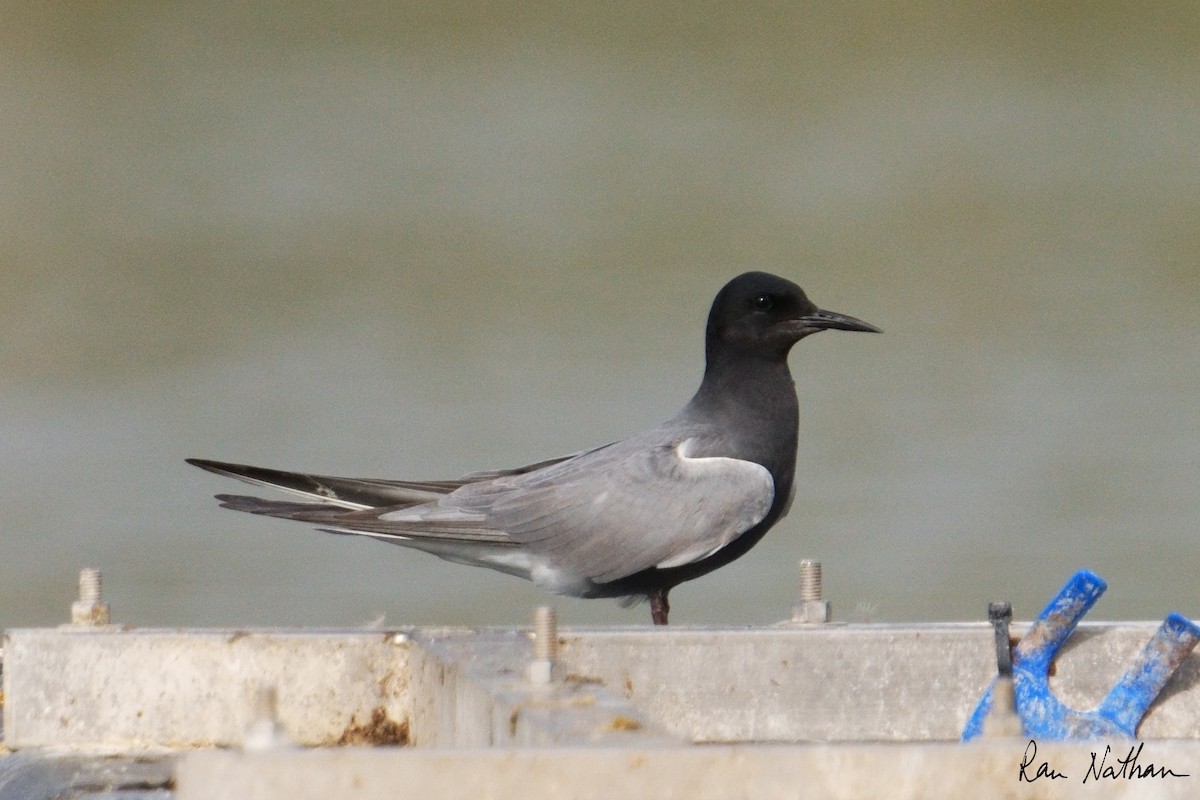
[650,589,670,626]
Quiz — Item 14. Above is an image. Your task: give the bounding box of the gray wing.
[186,449,605,510]
[379,435,775,585]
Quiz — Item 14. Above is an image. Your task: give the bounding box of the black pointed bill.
[798,309,882,334]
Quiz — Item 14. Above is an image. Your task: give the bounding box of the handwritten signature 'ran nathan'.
[1020,739,1190,783]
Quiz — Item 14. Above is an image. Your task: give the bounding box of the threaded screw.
[533,606,557,661]
[529,606,557,685]
[798,559,823,602]
[79,568,102,604]
[791,559,831,624]
[71,567,111,626]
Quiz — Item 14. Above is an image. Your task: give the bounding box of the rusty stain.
[562,673,603,685]
[605,715,643,732]
[337,707,410,746]
[523,693,594,712]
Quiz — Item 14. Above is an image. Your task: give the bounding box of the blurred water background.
[2,4,1198,629]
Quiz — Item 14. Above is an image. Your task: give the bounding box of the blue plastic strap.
[962,570,1200,741]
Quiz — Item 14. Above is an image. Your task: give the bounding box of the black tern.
[189,272,879,624]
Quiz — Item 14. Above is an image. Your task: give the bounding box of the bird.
[188,272,879,625]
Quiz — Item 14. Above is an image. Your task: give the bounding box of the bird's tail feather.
[187,458,455,509]
[210,493,533,579]
[214,493,355,521]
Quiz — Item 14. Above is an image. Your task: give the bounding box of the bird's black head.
[704,271,881,363]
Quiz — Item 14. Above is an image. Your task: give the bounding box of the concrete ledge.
[5,621,1200,798]
[0,751,174,800]
[408,630,677,747]
[0,626,675,752]
[558,623,1200,741]
[5,622,1200,751]
[1,628,414,749]
[175,742,1200,800]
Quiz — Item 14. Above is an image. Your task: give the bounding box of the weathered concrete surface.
[175,742,1200,800]
[1,626,676,752]
[557,623,1200,742]
[1,628,414,749]
[0,751,174,800]
[5,622,1200,751]
[406,629,677,747]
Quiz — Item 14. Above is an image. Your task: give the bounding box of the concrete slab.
[1,628,414,749]
[175,742,1200,800]
[5,622,1200,752]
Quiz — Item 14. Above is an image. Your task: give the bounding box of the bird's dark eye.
[753,293,775,311]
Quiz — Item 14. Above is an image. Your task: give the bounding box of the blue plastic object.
[962,569,1200,741]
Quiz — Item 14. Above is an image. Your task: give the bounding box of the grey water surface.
[2,4,1197,628]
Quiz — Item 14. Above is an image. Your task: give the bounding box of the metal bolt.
[243,683,292,751]
[981,600,1023,738]
[798,559,822,601]
[528,606,557,685]
[79,569,101,604]
[791,559,831,624]
[988,601,1014,677]
[71,567,111,626]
